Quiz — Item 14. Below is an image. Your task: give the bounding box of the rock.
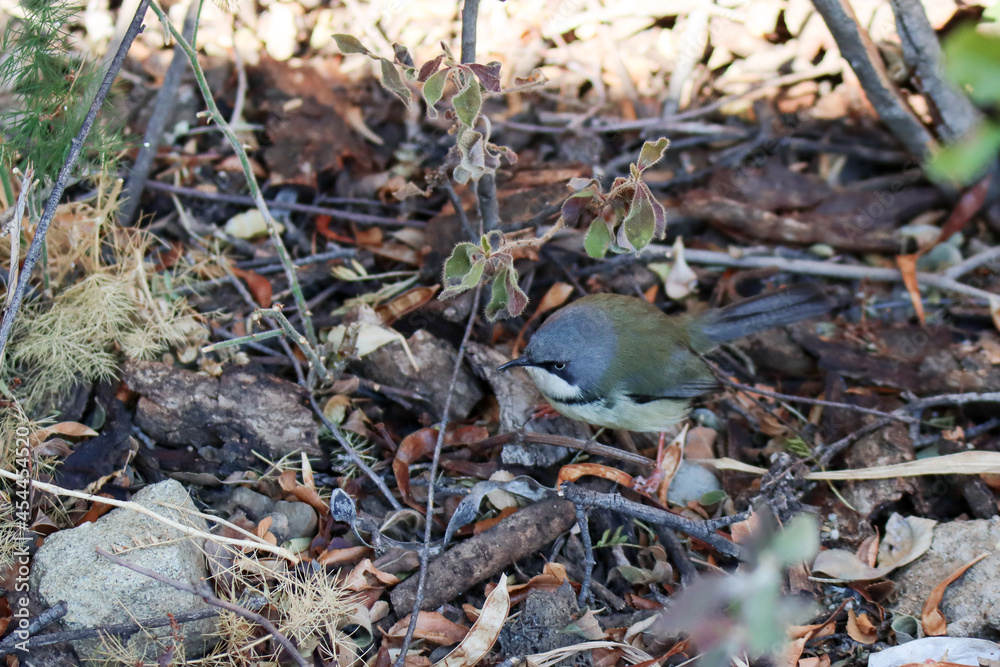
[842,422,920,517]
[124,360,320,468]
[891,518,1000,637]
[667,462,722,506]
[218,487,275,520]
[351,330,484,421]
[499,582,591,667]
[271,500,318,540]
[465,342,590,467]
[31,480,218,661]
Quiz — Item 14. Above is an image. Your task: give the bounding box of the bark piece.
[390,498,576,613]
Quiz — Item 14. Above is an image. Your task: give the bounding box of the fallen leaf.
[231,266,273,307]
[812,514,936,581]
[388,612,469,645]
[433,574,509,667]
[921,552,988,636]
[557,463,634,488]
[896,254,925,325]
[846,609,878,644]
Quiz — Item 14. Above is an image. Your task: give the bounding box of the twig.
[574,503,595,606]
[309,395,403,512]
[144,181,424,227]
[119,0,199,225]
[0,0,152,360]
[715,376,920,424]
[889,0,982,143]
[559,483,749,560]
[943,244,1000,279]
[0,601,67,655]
[95,548,307,667]
[442,180,476,241]
[392,285,482,667]
[473,431,655,469]
[0,597,266,655]
[816,391,1000,465]
[2,167,33,309]
[637,246,1000,304]
[656,527,698,586]
[810,0,935,157]
[150,1,319,350]
[0,469,299,562]
[460,0,480,65]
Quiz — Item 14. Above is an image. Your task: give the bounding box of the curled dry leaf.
[432,574,510,667]
[895,254,925,325]
[557,463,634,488]
[921,552,988,636]
[812,514,936,581]
[231,266,273,308]
[29,422,98,448]
[846,609,878,644]
[388,611,470,645]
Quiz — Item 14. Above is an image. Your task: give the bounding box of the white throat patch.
[523,367,583,402]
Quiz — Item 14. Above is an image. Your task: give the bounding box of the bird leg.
[530,402,561,420]
[632,431,668,495]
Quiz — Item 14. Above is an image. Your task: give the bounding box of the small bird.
[497,284,832,434]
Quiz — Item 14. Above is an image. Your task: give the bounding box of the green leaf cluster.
[928,25,1000,184]
[440,231,529,321]
[563,139,671,259]
[0,0,122,183]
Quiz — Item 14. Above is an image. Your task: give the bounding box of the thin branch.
[309,395,403,512]
[145,181,424,227]
[574,503,595,606]
[392,284,482,667]
[0,469,299,562]
[119,0,199,225]
[0,0,153,360]
[149,1,319,350]
[560,483,750,560]
[817,391,1000,465]
[638,246,1000,304]
[95,548,307,667]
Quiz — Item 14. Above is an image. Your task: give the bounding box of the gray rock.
[891,517,1000,637]
[352,329,484,421]
[219,487,275,520]
[666,461,722,506]
[465,342,590,467]
[271,500,318,541]
[31,480,218,661]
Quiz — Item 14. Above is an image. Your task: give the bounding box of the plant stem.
[149,1,319,351]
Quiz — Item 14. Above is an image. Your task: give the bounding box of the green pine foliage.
[0,0,121,184]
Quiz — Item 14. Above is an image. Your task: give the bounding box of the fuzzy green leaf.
[485,268,511,321]
[422,67,449,115]
[393,43,413,67]
[943,26,1000,104]
[333,34,371,55]
[770,514,819,566]
[619,182,656,252]
[636,137,670,171]
[453,70,483,128]
[927,122,1000,185]
[441,259,485,298]
[584,218,612,258]
[379,57,413,109]
[442,242,480,283]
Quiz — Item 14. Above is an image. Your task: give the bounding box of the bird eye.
[553,362,566,371]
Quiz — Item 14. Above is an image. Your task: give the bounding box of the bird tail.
[699,284,832,346]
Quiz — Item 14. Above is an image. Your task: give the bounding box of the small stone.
[272,500,318,540]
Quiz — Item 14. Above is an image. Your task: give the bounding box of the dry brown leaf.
[343,557,401,590]
[276,470,328,515]
[895,254,925,325]
[812,514,936,581]
[388,612,469,645]
[317,545,372,567]
[557,463,634,489]
[846,609,878,644]
[29,422,98,448]
[921,552,988,636]
[433,574,509,667]
[377,286,440,325]
[231,266,273,308]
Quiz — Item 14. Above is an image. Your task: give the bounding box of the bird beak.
[497,357,533,372]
